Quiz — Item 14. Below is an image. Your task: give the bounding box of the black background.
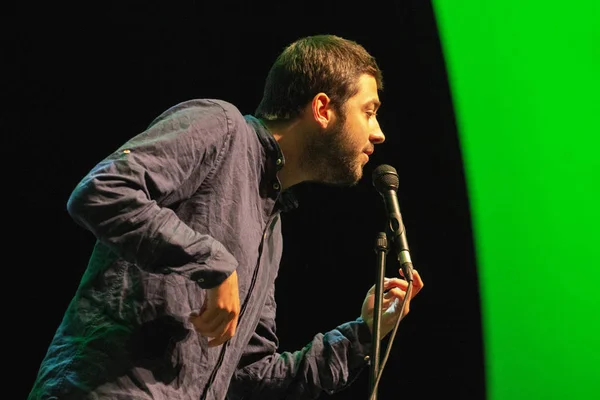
[8,1,485,398]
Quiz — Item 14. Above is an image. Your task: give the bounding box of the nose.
[370,126,385,145]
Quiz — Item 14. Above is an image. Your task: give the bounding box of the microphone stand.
[369,232,388,400]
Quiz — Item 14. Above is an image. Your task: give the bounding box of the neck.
[260,118,311,190]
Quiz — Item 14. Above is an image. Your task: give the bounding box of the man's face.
[303,74,385,186]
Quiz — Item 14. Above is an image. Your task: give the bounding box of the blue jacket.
[29,99,373,400]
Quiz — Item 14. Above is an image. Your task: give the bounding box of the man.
[29,34,424,400]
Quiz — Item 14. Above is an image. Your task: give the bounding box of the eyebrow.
[365,99,381,109]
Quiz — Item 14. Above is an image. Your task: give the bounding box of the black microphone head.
[372,164,399,193]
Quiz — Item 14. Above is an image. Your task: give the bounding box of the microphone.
[372,164,414,282]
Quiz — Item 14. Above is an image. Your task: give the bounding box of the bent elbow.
[66,180,95,227]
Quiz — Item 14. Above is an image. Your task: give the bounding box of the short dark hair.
[255,34,383,121]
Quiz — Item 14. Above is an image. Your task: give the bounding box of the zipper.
[201,214,278,399]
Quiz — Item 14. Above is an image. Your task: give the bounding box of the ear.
[310,93,334,129]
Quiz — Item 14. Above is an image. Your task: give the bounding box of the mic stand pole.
[369,232,388,400]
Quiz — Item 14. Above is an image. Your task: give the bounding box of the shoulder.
[148,99,246,131]
[179,99,243,120]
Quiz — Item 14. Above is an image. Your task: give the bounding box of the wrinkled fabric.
[29,99,372,400]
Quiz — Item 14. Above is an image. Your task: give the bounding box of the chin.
[352,170,364,185]
[336,166,363,187]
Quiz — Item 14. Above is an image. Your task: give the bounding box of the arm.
[228,285,373,400]
[67,99,237,288]
[228,270,425,400]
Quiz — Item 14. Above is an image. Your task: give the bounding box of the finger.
[384,285,414,313]
[208,319,237,348]
[398,267,423,288]
[381,294,410,317]
[202,309,238,338]
[383,289,410,315]
[194,302,220,326]
[411,270,424,296]
[384,278,408,291]
[204,317,229,338]
[382,300,409,318]
[383,287,405,301]
[398,267,414,278]
[383,288,406,312]
[191,312,226,335]
[190,309,219,330]
[228,313,239,336]
[208,333,231,348]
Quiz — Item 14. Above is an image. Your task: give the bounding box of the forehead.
[348,74,380,107]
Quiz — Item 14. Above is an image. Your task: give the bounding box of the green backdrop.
[432,1,600,399]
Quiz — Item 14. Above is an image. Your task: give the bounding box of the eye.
[366,111,377,119]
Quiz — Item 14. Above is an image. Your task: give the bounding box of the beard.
[301,117,363,186]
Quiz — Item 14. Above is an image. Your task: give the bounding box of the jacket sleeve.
[228,284,373,400]
[66,99,238,288]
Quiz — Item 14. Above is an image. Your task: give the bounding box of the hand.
[190,270,240,347]
[361,269,424,338]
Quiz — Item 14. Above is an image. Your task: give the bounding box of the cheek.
[353,124,371,148]
[343,119,367,146]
